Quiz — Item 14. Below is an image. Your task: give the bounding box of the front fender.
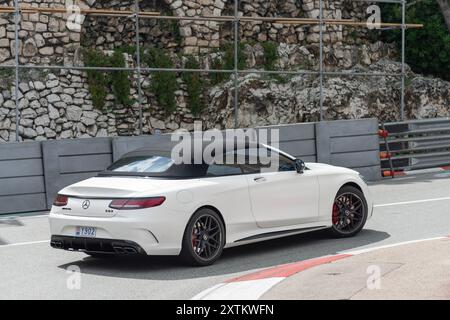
[317,173,373,224]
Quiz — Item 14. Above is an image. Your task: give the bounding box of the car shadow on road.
[57,228,390,281]
[0,218,24,228]
[0,218,25,245]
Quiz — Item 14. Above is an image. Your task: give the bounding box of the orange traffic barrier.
[382,170,393,177]
[378,129,389,138]
[380,151,391,159]
[382,170,406,177]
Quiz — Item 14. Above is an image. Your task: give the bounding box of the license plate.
[75,226,97,238]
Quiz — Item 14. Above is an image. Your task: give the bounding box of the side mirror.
[295,159,306,174]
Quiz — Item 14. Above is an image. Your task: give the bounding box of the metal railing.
[380,118,450,176]
[0,0,422,142]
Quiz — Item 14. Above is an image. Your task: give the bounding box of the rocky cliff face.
[204,59,450,129]
[0,0,449,143]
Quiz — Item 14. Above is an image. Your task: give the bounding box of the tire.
[85,252,116,259]
[180,208,225,267]
[329,186,368,238]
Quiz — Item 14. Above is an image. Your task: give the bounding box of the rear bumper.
[48,210,189,256]
[50,235,146,255]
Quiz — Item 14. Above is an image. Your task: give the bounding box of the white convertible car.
[49,140,373,266]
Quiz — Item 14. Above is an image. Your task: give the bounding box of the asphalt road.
[1,172,450,299]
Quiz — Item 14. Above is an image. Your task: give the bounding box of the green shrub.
[223,42,247,71]
[261,41,278,71]
[0,68,14,89]
[210,56,227,86]
[182,56,205,117]
[142,47,178,115]
[210,42,246,85]
[84,49,110,110]
[0,68,14,78]
[110,50,132,107]
[260,41,285,82]
[84,48,132,110]
[209,42,281,85]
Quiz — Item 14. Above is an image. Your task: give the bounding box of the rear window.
[102,156,208,178]
[107,156,175,173]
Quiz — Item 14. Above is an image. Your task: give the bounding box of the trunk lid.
[58,177,164,217]
[56,176,197,217]
[61,177,162,198]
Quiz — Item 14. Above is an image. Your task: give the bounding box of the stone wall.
[82,0,376,58]
[0,0,449,143]
[81,0,180,51]
[0,0,78,65]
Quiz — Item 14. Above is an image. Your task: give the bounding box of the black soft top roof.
[97,139,264,179]
[120,139,262,160]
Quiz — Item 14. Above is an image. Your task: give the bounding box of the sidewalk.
[261,237,450,300]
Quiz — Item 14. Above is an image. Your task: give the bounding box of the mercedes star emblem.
[82,200,90,210]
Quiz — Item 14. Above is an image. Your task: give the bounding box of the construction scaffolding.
[0,0,423,142]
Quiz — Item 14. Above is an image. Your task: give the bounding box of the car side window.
[236,148,296,173]
[278,154,296,172]
[214,147,297,175]
[235,148,270,174]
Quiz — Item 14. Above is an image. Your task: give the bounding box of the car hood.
[306,162,358,175]
[59,176,202,198]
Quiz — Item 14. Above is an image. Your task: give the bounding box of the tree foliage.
[381,0,450,81]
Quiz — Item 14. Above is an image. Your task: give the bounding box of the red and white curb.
[191,235,450,300]
[192,254,349,300]
[388,166,450,177]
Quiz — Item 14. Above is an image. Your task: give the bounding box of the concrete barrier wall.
[0,119,380,215]
[0,142,47,214]
[42,138,113,208]
[321,119,381,181]
[257,122,317,163]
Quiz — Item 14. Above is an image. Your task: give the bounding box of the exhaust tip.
[124,247,138,254]
[50,240,63,249]
[113,246,138,254]
[113,246,125,253]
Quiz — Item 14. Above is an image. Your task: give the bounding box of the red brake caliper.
[192,227,198,249]
[332,202,339,225]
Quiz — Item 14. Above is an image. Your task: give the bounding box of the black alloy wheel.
[330,186,368,238]
[181,208,225,266]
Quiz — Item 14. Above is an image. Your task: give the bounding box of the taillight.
[109,197,166,210]
[53,194,68,207]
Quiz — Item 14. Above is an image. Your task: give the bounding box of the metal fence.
[380,118,450,176]
[0,0,421,142]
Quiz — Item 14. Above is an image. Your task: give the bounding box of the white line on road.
[375,196,450,207]
[0,214,48,221]
[16,214,49,219]
[192,278,285,300]
[0,240,49,248]
[340,236,447,255]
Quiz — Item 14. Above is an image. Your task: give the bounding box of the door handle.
[254,177,266,182]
